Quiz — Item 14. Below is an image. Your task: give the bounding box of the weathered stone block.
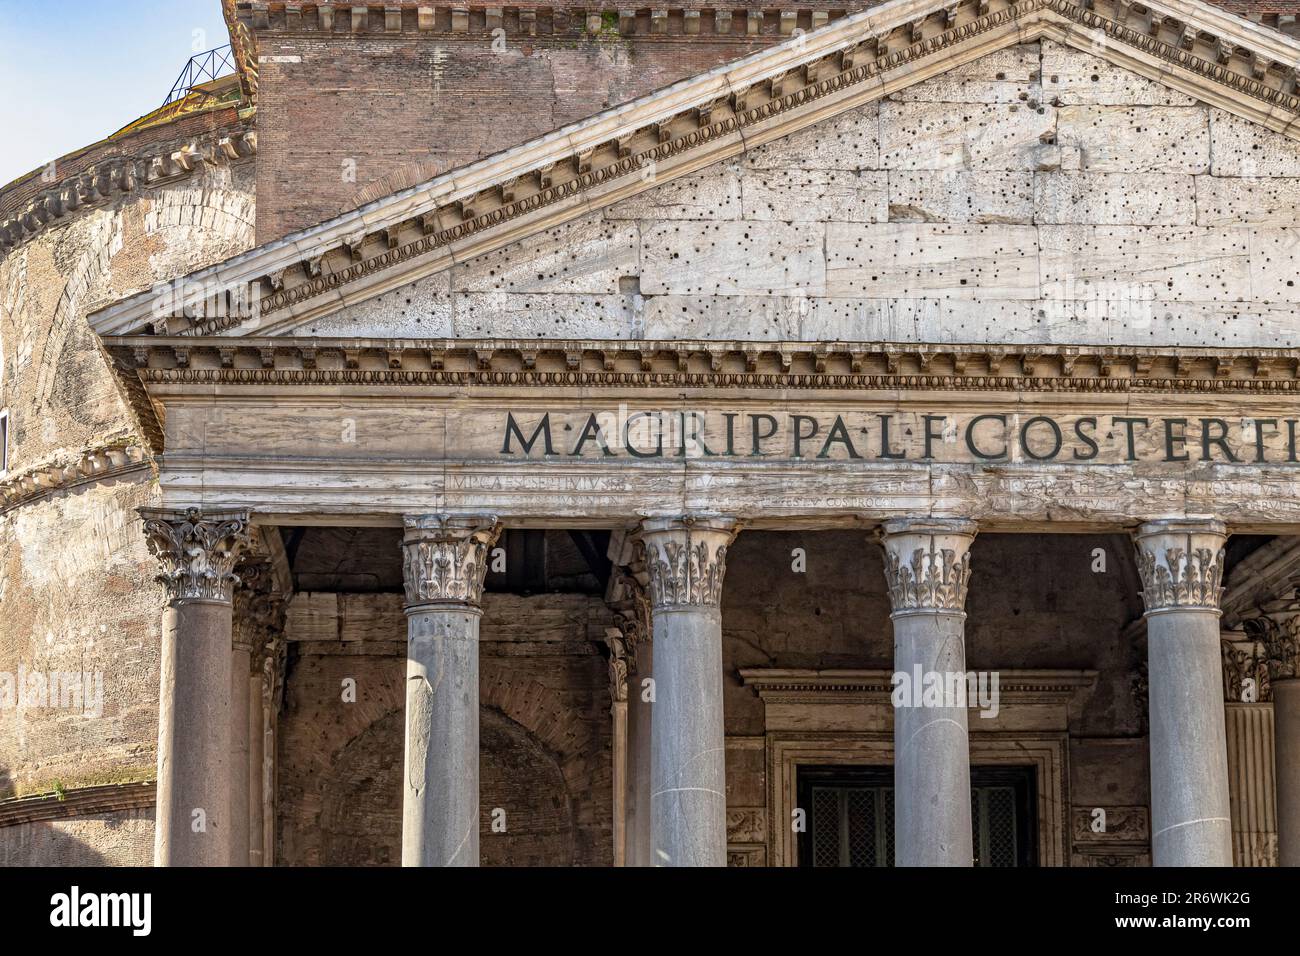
[1034,173,1197,225]
[744,103,880,170]
[1056,106,1209,173]
[452,292,634,338]
[1195,177,1300,227]
[606,161,743,220]
[892,44,1041,104]
[642,294,802,339]
[640,221,826,296]
[879,100,1055,171]
[888,171,1033,223]
[451,219,639,294]
[742,169,886,223]
[1247,229,1300,304]
[1208,111,1300,177]
[1040,39,1197,106]
[1038,226,1251,303]
[825,223,1040,299]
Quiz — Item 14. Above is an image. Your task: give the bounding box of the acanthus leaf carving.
[400,514,501,608]
[140,507,251,603]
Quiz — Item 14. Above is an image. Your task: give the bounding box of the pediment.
[89,0,1300,341]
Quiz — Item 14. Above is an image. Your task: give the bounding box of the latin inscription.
[500,410,1300,465]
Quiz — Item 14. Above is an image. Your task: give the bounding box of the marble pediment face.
[90,0,1300,350]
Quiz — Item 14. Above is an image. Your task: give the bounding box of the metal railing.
[162,45,236,107]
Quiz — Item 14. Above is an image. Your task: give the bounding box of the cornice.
[238,3,847,37]
[0,782,155,827]
[0,128,256,258]
[0,443,151,514]
[88,0,1300,339]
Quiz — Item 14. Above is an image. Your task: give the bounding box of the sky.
[0,0,232,187]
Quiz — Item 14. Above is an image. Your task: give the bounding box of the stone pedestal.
[1135,518,1233,867]
[638,516,737,867]
[141,508,251,867]
[878,517,977,867]
[399,514,501,867]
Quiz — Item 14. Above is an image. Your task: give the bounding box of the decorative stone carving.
[608,568,652,672]
[233,557,286,666]
[637,516,737,609]
[877,517,976,615]
[1222,632,1273,702]
[604,627,630,704]
[1133,519,1227,614]
[139,507,251,603]
[1243,590,1300,682]
[399,514,501,608]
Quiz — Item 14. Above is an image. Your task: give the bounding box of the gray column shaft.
[1275,680,1300,867]
[893,611,973,867]
[651,606,726,867]
[155,601,234,867]
[402,606,481,867]
[229,645,251,866]
[1147,608,1233,866]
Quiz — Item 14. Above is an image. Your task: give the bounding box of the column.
[1134,518,1233,866]
[878,517,977,867]
[140,507,251,867]
[608,566,652,866]
[260,636,287,866]
[233,558,285,867]
[604,627,630,866]
[637,515,737,867]
[399,514,501,867]
[1254,591,1300,866]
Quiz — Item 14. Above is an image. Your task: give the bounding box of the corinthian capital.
[400,514,502,609]
[1244,590,1300,682]
[233,557,287,663]
[139,507,252,604]
[878,518,976,616]
[637,516,738,610]
[1134,519,1227,615]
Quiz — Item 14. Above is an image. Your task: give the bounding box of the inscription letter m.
[501,413,556,456]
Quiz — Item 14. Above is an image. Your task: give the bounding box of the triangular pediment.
[89,0,1300,340]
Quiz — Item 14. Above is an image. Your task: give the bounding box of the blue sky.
[0,0,232,186]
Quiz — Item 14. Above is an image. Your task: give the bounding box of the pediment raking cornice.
[88,0,1300,340]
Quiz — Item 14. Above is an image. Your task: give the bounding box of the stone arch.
[313,704,576,867]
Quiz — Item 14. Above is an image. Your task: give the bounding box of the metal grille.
[979,786,1018,867]
[811,787,841,867]
[805,777,1023,867]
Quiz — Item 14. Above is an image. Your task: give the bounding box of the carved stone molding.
[399,513,502,608]
[233,556,287,665]
[139,507,252,604]
[878,517,976,616]
[0,128,256,257]
[1133,518,1227,615]
[604,626,630,705]
[637,516,738,610]
[0,443,150,513]
[1243,596,1300,682]
[1221,633,1271,702]
[608,570,652,671]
